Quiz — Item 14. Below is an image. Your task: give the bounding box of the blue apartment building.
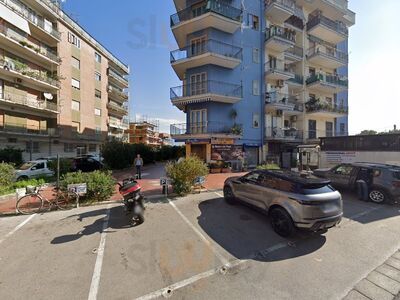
[170,0,355,168]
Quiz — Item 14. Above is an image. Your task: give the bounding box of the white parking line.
[167,198,230,266]
[135,242,288,300]
[214,192,223,198]
[0,214,36,245]
[87,204,111,300]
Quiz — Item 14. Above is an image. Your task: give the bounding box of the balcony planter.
[231,123,243,135]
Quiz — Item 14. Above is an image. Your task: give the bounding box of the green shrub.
[256,163,280,170]
[0,163,15,187]
[0,147,23,166]
[60,171,115,202]
[48,158,73,176]
[0,177,46,196]
[166,156,208,196]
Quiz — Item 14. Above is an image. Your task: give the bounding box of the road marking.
[88,204,111,300]
[0,214,36,245]
[134,242,289,300]
[214,192,223,198]
[167,198,230,266]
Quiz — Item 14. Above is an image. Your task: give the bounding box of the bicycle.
[16,185,79,215]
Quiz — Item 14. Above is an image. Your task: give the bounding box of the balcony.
[0,57,60,90]
[0,122,59,136]
[170,80,242,111]
[306,73,348,93]
[170,40,242,80]
[265,25,296,52]
[284,46,303,62]
[287,74,304,90]
[108,119,128,130]
[170,0,242,48]
[306,129,347,141]
[265,92,303,114]
[107,101,128,116]
[0,0,61,44]
[108,85,128,102]
[265,60,295,81]
[307,14,348,44]
[170,121,243,140]
[265,0,296,23]
[305,100,348,117]
[307,45,348,69]
[108,68,129,88]
[0,92,58,114]
[0,23,60,67]
[265,127,303,142]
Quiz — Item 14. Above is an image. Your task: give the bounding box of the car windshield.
[19,162,35,170]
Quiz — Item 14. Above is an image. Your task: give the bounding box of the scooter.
[118,177,145,225]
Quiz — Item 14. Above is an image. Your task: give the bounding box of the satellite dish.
[44,93,53,100]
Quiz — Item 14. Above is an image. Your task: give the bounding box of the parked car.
[71,157,104,173]
[223,170,342,237]
[15,160,54,181]
[313,163,400,204]
[77,154,103,162]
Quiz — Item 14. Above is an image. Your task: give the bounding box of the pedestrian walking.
[134,154,144,179]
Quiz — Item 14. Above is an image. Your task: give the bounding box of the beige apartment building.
[0,0,129,161]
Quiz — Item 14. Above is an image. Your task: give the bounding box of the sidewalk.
[344,249,400,300]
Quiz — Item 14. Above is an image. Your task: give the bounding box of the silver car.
[223,170,343,237]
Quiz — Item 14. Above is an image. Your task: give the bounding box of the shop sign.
[211,144,244,161]
[211,138,234,145]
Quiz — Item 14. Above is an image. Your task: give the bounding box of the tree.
[358,130,377,136]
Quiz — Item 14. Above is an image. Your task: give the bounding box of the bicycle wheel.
[56,192,78,210]
[16,194,43,215]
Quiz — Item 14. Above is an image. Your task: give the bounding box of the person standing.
[134,154,143,179]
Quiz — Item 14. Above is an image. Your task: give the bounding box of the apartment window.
[190,109,207,134]
[64,143,75,153]
[252,113,260,128]
[72,56,80,69]
[72,78,80,89]
[88,144,97,152]
[248,14,259,30]
[95,89,102,99]
[252,80,260,96]
[326,122,333,137]
[95,72,101,81]
[340,123,346,135]
[95,52,102,63]
[95,127,101,135]
[26,141,39,153]
[252,48,260,64]
[95,108,101,116]
[71,100,80,111]
[72,121,80,133]
[68,32,81,48]
[308,120,317,139]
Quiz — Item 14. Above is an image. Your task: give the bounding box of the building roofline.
[37,0,129,74]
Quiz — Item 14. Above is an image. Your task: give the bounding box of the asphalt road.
[0,191,399,300]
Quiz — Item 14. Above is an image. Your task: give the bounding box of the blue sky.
[62,0,400,134]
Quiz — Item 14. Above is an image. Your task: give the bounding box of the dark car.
[313,163,400,204]
[71,157,103,173]
[223,170,342,237]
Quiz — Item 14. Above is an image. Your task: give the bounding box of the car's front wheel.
[369,188,389,204]
[269,207,296,237]
[223,186,236,205]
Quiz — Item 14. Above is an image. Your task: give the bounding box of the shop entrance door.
[191,144,207,162]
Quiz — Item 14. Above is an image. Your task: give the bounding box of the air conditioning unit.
[276,110,283,117]
[277,80,284,87]
[290,116,297,122]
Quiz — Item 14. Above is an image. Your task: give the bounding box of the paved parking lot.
[0,191,399,300]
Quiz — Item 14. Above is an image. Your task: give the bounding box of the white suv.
[15,160,54,181]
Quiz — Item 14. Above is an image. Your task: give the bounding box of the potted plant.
[221,161,232,173]
[209,160,223,173]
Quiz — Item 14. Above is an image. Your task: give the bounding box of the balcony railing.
[306,129,347,140]
[170,122,243,136]
[0,0,61,40]
[285,46,303,58]
[108,85,128,100]
[308,46,348,63]
[0,23,60,63]
[265,127,303,140]
[107,102,128,114]
[265,0,296,11]
[0,92,58,112]
[265,25,296,43]
[170,39,242,63]
[108,68,129,86]
[170,80,242,100]
[288,74,304,85]
[0,122,58,136]
[170,0,242,27]
[265,59,290,73]
[305,101,348,114]
[306,73,348,88]
[0,57,60,87]
[265,92,304,111]
[307,14,348,36]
